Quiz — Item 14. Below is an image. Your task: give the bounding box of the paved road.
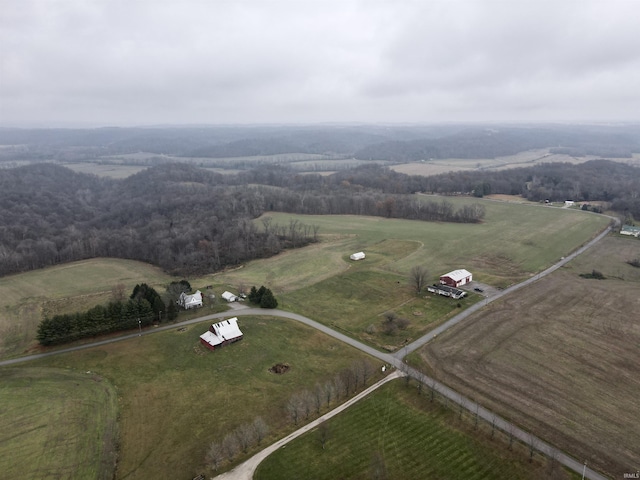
[1,222,616,480]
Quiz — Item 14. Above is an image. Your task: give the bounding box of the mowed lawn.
[26,316,380,480]
[256,379,571,480]
[0,258,174,358]
[0,367,118,480]
[415,235,640,478]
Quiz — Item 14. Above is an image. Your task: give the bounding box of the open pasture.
[25,316,379,480]
[258,199,608,287]
[415,235,640,478]
[0,258,173,358]
[0,367,118,480]
[256,379,571,480]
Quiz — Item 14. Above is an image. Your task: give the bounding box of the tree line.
[37,283,165,346]
[421,160,640,219]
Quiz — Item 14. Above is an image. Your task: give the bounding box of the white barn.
[178,290,203,309]
[221,291,238,302]
[439,269,473,288]
[350,251,366,261]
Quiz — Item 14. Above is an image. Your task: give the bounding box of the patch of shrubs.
[381,311,410,335]
[627,258,640,268]
[579,269,606,280]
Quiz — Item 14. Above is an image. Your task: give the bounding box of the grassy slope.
[0,258,174,358]
[0,367,118,480]
[414,235,640,477]
[24,316,379,480]
[256,379,571,480]
[205,200,608,350]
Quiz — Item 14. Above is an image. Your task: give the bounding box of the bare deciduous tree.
[222,433,239,462]
[360,359,375,386]
[286,394,303,426]
[324,380,334,407]
[205,441,224,471]
[313,383,324,414]
[235,423,256,453]
[333,375,344,401]
[252,417,269,445]
[410,265,429,294]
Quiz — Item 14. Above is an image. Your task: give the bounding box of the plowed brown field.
[417,235,640,478]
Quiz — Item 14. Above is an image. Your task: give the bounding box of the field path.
[0,220,616,480]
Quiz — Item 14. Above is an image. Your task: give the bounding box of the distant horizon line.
[1,120,640,130]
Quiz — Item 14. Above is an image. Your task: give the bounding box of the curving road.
[0,222,617,480]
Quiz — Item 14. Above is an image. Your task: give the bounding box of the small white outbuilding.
[221,291,238,302]
[350,251,366,261]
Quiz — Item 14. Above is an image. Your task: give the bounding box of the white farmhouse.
[178,290,203,309]
[350,251,366,261]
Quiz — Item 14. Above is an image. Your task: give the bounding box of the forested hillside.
[354,126,640,161]
[422,160,640,217]
[3,124,638,162]
[0,163,485,277]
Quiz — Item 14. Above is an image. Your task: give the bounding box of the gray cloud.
[1,0,639,126]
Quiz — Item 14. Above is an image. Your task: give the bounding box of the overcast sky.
[2,0,639,127]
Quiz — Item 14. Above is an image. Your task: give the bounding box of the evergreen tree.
[260,288,278,309]
[167,301,178,321]
[248,285,259,303]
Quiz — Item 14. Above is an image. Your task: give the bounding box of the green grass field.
[0,258,174,358]
[0,367,118,480]
[203,199,608,350]
[22,316,380,480]
[256,379,570,480]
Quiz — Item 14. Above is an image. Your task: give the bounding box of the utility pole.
[138,318,142,336]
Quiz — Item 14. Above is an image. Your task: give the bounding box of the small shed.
[439,269,473,287]
[221,291,238,302]
[350,251,366,261]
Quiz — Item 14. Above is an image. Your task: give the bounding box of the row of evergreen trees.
[37,283,166,346]
[248,285,278,308]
